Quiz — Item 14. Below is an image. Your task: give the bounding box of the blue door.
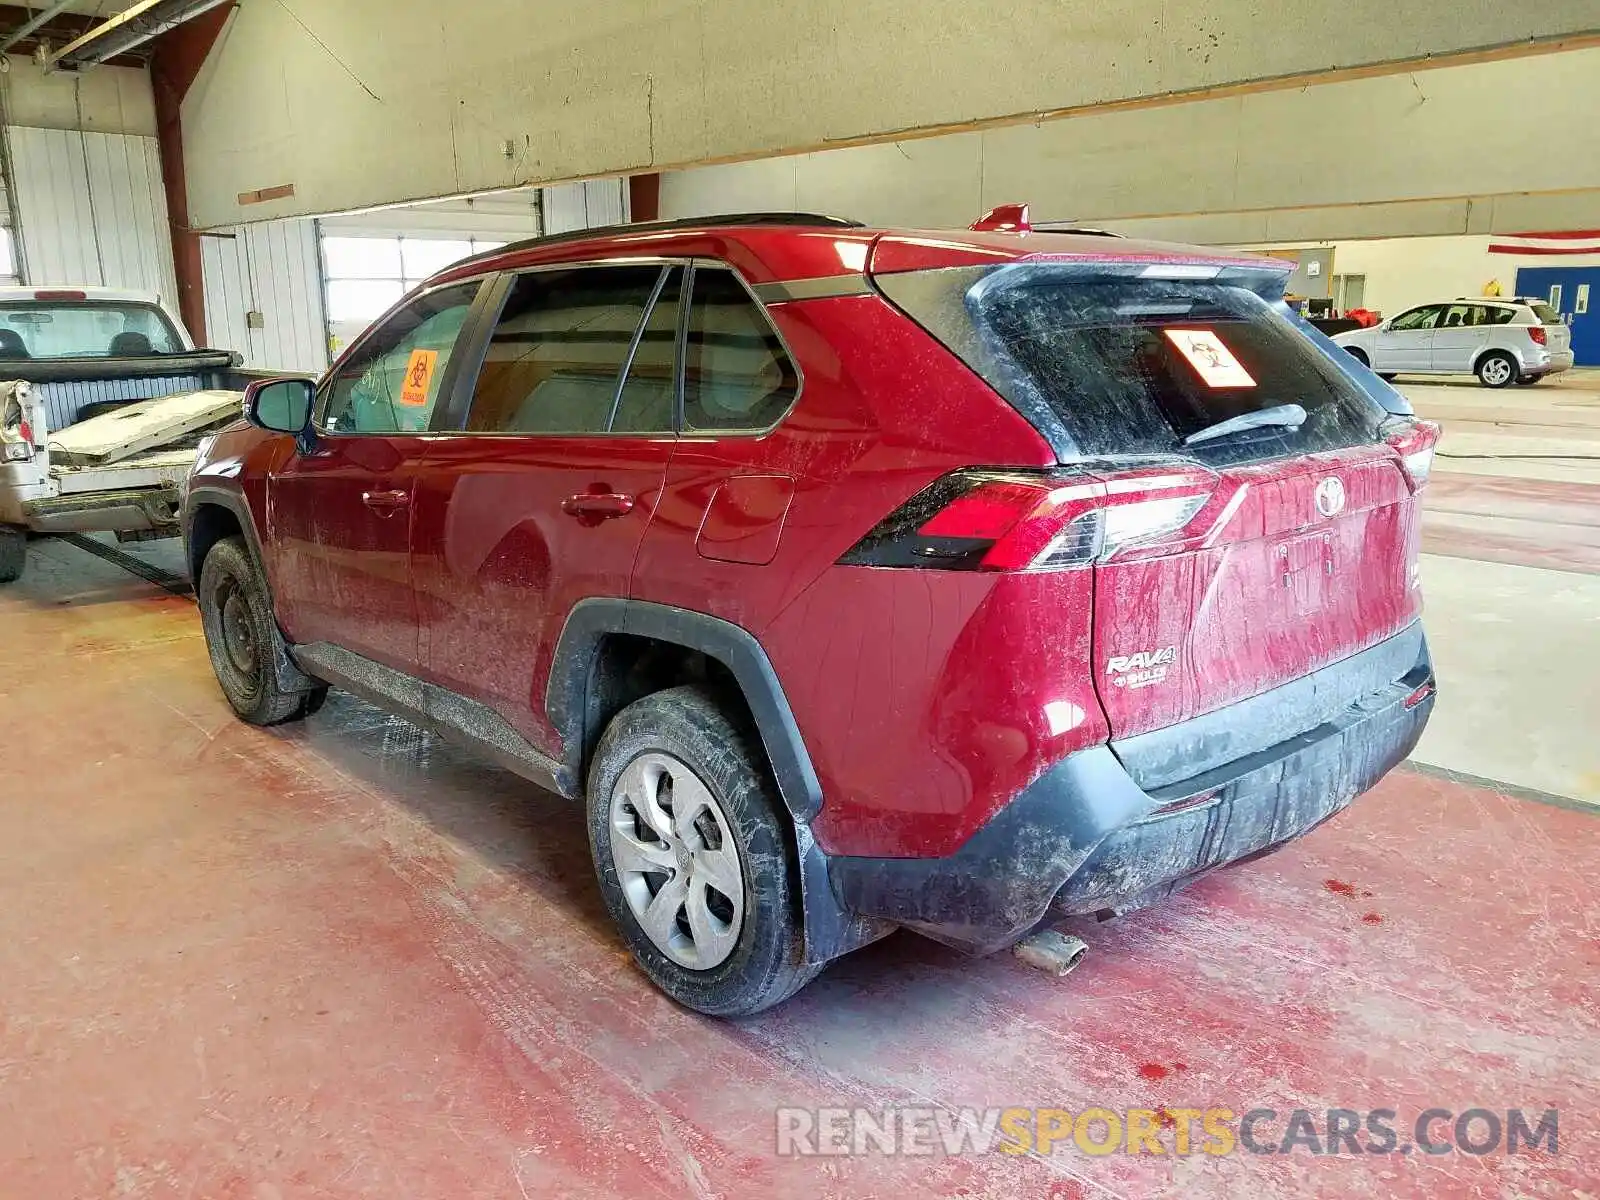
[1515,266,1600,366]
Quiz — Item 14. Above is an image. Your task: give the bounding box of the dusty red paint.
[208,220,1430,862]
[1363,912,1385,925]
[0,541,1595,1197]
[1325,878,1358,897]
[1138,1062,1171,1081]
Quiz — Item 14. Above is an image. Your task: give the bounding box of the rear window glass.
[0,301,183,360]
[1530,303,1563,324]
[880,265,1387,465]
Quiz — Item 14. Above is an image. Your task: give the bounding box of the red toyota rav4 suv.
[184,209,1438,1016]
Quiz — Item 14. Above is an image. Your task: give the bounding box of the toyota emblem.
[1315,476,1346,518]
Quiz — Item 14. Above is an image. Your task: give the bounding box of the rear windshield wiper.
[1183,403,1307,447]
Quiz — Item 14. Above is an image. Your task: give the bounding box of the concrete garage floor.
[2,379,1597,1198]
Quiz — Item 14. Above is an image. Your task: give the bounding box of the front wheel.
[1477,352,1518,388]
[197,536,327,725]
[1344,347,1370,369]
[587,685,819,1016]
[0,527,24,584]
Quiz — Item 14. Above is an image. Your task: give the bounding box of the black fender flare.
[548,598,883,965]
[183,484,271,595]
[184,484,310,697]
[548,598,822,821]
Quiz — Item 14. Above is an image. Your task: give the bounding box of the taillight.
[1382,417,1442,489]
[1528,325,1547,346]
[839,467,1214,571]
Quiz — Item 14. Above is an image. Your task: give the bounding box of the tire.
[0,526,23,584]
[1378,372,1398,382]
[1515,374,1542,386]
[1476,352,1518,389]
[1344,347,1370,368]
[587,685,819,1016]
[196,535,327,725]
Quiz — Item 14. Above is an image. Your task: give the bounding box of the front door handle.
[362,489,410,514]
[561,492,635,520]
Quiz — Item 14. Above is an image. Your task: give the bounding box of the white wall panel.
[658,47,1600,247]
[540,179,627,235]
[201,219,327,373]
[7,126,177,304]
[180,0,1600,227]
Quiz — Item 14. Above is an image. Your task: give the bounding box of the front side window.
[1389,305,1442,332]
[0,301,183,359]
[321,282,480,434]
[466,266,667,435]
[682,269,798,431]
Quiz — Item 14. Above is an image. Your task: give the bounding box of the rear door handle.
[362,489,410,514]
[561,492,635,520]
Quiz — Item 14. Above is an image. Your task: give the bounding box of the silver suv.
[1332,297,1573,388]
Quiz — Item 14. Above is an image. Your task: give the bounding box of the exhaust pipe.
[1014,928,1088,977]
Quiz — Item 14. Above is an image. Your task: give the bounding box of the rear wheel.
[1477,352,1517,388]
[587,685,819,1016]
[0,526,24,584]
[197,536,327,725]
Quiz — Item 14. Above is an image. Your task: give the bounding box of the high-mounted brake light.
[33,290,87,302]
[840,467,1216,572]
[970,203,1031,234]
[1527,325,1547,346]
[1382,417,1442,489]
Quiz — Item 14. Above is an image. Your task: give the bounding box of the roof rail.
[454,211,863,269]
[1031,222,1123,237]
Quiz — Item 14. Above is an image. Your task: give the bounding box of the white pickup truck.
[0,286,268,584]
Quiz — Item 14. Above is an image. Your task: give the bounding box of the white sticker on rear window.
[1164,328,1257,388]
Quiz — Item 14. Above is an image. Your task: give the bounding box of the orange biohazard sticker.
[1164,329,1256,388]
[398,348,439,407]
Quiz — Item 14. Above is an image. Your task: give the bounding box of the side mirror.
[244,377,315,444]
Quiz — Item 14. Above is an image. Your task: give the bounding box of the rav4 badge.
[1106,647,1177,689]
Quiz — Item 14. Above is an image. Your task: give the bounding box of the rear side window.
[682,269,798,431]
[880,264,1387,465]
[467,266,667,435]
[1479,306,1516,325]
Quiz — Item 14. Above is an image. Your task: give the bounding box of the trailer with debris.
[0,286,274,583]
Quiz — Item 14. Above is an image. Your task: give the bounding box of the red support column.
[149,5,233,346]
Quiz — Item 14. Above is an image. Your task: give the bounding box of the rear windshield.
[1530,303,1564,325]
[879,264,1389,465]
[0,301,184,361]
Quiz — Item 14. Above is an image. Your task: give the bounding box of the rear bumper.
[1530,350,1574,377]
[18,486,182,534]
[826,628,1435,954]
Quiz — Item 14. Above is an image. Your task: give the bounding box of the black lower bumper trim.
[826,649,1435,956]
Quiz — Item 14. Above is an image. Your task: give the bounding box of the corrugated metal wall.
[541,179,628,235]
[36,374,210,436]
[6,126,178,306]
[200,219,327,373]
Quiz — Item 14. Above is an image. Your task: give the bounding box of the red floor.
[3,540,1597,1198]
[1423,472,1600,575]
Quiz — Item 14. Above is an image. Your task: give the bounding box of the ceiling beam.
[49,0,235,69]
